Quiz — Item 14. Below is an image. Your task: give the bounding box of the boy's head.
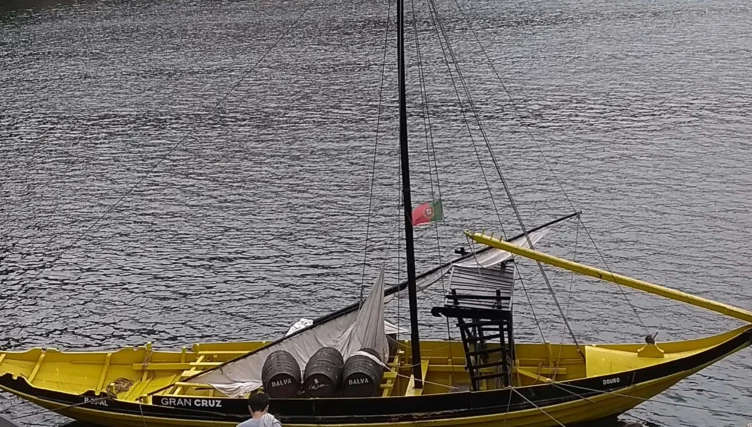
[248,392,270,414]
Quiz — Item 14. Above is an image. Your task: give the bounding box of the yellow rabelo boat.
[1,0,751,426]
[1,224,751,427]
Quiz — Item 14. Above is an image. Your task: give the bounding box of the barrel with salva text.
[262,350,302,398]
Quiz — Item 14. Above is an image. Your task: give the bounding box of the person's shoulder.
[262,413,282,427]
[236,419,260,427]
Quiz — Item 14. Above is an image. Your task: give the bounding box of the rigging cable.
[547,382,659,427]
[422,0,506,233]
[408,0,453,346]
[499,384,514,427]
[0,0,217,240]
[561,382,752,420]
[138,401,149,427]
[511,388,566,427]
[359,0,394,306]
[425,0,581,353]
[448,0,650,336]
[0,0,319,313]
[424,0,554,345]
[553,218,580,381]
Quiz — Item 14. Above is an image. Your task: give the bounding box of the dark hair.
[248,392,270,412]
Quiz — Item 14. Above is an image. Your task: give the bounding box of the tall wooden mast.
[397,0,423,387]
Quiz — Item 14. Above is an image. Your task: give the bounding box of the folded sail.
[192,268,389,397]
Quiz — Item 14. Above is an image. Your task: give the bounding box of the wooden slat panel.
[124,371,151,401]
[95,353,113,394]
[172,355,206,395]
[27,353,46,384]
[448,265,514,310]
[133,361,219,371]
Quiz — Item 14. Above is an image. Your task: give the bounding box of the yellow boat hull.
[1,325,750,427]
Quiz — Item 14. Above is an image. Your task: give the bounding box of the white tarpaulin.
[286,318,406,336]
[384,229,549,304]
[190,268,389,398]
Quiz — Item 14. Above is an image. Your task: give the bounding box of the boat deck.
[1,326,748,403]
[0,339,591,401]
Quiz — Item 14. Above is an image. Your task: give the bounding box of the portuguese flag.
[412,200,444,226]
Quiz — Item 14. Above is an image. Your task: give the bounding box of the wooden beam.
[466,231,752,324]
[404,360,430,396]
[27,353,45,384]
[95,353,112,394]
[132,361,220,371]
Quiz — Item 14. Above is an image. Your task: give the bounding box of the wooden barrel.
[303,347,344,397]
[342,348,384,397]
[262,350,301,398]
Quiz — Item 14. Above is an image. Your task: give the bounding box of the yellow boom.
[465,230,752,324]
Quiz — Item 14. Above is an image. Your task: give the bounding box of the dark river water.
[2,0,752,425]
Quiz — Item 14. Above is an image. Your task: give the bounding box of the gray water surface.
[2,0,752,425]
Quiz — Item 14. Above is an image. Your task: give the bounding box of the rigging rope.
[554,218,580,381]
[579,222,651,335]
[561,382,752,420]
[448,0,651,336]
[545,381,657,426]
[408,0,454,347]
[511,388,566,427]
[424,0,581,352]
[500,384,514,427]
[0,0,219,252]
[424,0,556,346]
[422,0,506,232]
[139,400,149,427]
[359,0,394,307]
[0,0,318,313]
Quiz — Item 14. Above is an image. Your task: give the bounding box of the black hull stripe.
[1,329,749,424]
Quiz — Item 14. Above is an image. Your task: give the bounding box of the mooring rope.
[138,400,149,427]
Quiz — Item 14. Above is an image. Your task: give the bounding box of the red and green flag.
[412,199,444,226]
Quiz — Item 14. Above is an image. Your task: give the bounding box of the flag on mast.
[412,200,443,226]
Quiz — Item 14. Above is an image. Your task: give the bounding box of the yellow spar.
[465,230,752,324]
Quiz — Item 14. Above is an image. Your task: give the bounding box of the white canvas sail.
[455,228,549,268]
[190,268,388,397]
